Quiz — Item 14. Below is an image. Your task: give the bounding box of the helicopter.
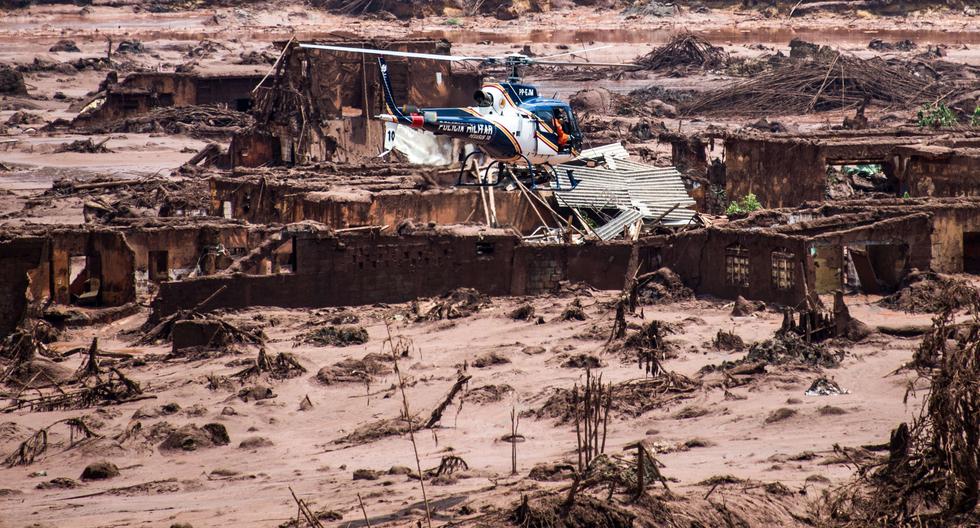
[297,42,632,187]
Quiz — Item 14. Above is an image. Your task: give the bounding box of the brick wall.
[152,231,634,318]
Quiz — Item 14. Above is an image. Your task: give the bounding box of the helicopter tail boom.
[375,58,413,126]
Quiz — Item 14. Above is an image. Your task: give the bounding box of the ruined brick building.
[229,39,482,166]
[662,127,980,209]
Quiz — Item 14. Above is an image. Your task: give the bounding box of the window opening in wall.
[68,254,100,306]
[476,242,495,256]
[69,255,88,285]
[771,249,795,290]
[148,250,169,282]
[725,244,750,287]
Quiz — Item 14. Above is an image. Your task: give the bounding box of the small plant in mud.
[444,17,461,26]
[916,102,957,128]
[971,106,980,127]
[725,192,761,216]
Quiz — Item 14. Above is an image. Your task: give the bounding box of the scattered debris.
[764,407,798,424]
[139,305,264,349]
[535,371,699,422]
[631,268,693,306]
[4,417,99,466]
[55,138,112,154]
[686,52,944,116]
[413,288,491,321]
[0,65,27,95]
[115,40,145,54]
[92,105,255,138]
[298,325,369,347]
[805,377,849,396]
[869,38,916,52]
[713,330,745,351]
[472,351,511,368]
[746,333,844,369]
[634,33,728,71]
[509,303,536,321]
[5,111,44,126]
[879,270,980,313]
[827,307,980,526]
[731,295,765,316]
[559,298,588,321]
[233,348,306,381]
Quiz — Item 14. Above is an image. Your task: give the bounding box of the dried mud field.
[2,1,980,528]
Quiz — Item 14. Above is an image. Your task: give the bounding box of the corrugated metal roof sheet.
[574,143,630,161]
[553,153,696,228]
[594,208,643,241]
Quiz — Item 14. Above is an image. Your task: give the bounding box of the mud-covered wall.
[724,138,826,208]
[643,228,812,306]
[810,213,932,290]
[210,178,544,235]
[152,232,634,317]
[896,148,980,199]
[723,135,929,208]
[927,206,980,273]
[0,237,47,337]
[121,225,262,286]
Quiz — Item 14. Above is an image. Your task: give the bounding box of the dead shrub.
[471,351,510,368]
[298,325,368,347]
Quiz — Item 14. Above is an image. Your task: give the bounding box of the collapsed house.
[229,39,483,166]
[0,220,275,335]
[662,128,980,209]
[73,71,266,128]
[209,167,546,234]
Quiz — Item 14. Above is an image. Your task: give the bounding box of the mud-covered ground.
[0,289,944,527]
[2,2,979,527]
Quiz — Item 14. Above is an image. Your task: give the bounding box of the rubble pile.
[297,325,369,347]
[745,332,844,368]
[88,104,254,138]
[879,271,980,313]
[412,288,491,321]
[55,138,112,154]
[631,268,694,305]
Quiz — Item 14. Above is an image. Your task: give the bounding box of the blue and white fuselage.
[375,58,582,166]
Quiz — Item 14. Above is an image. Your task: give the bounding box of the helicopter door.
[532,108,557,155]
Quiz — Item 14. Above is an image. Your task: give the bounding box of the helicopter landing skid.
[456,152,554,190]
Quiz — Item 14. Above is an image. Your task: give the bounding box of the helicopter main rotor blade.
[532,60,638,67]
[297,43,483,62]
[535,44,613,60]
